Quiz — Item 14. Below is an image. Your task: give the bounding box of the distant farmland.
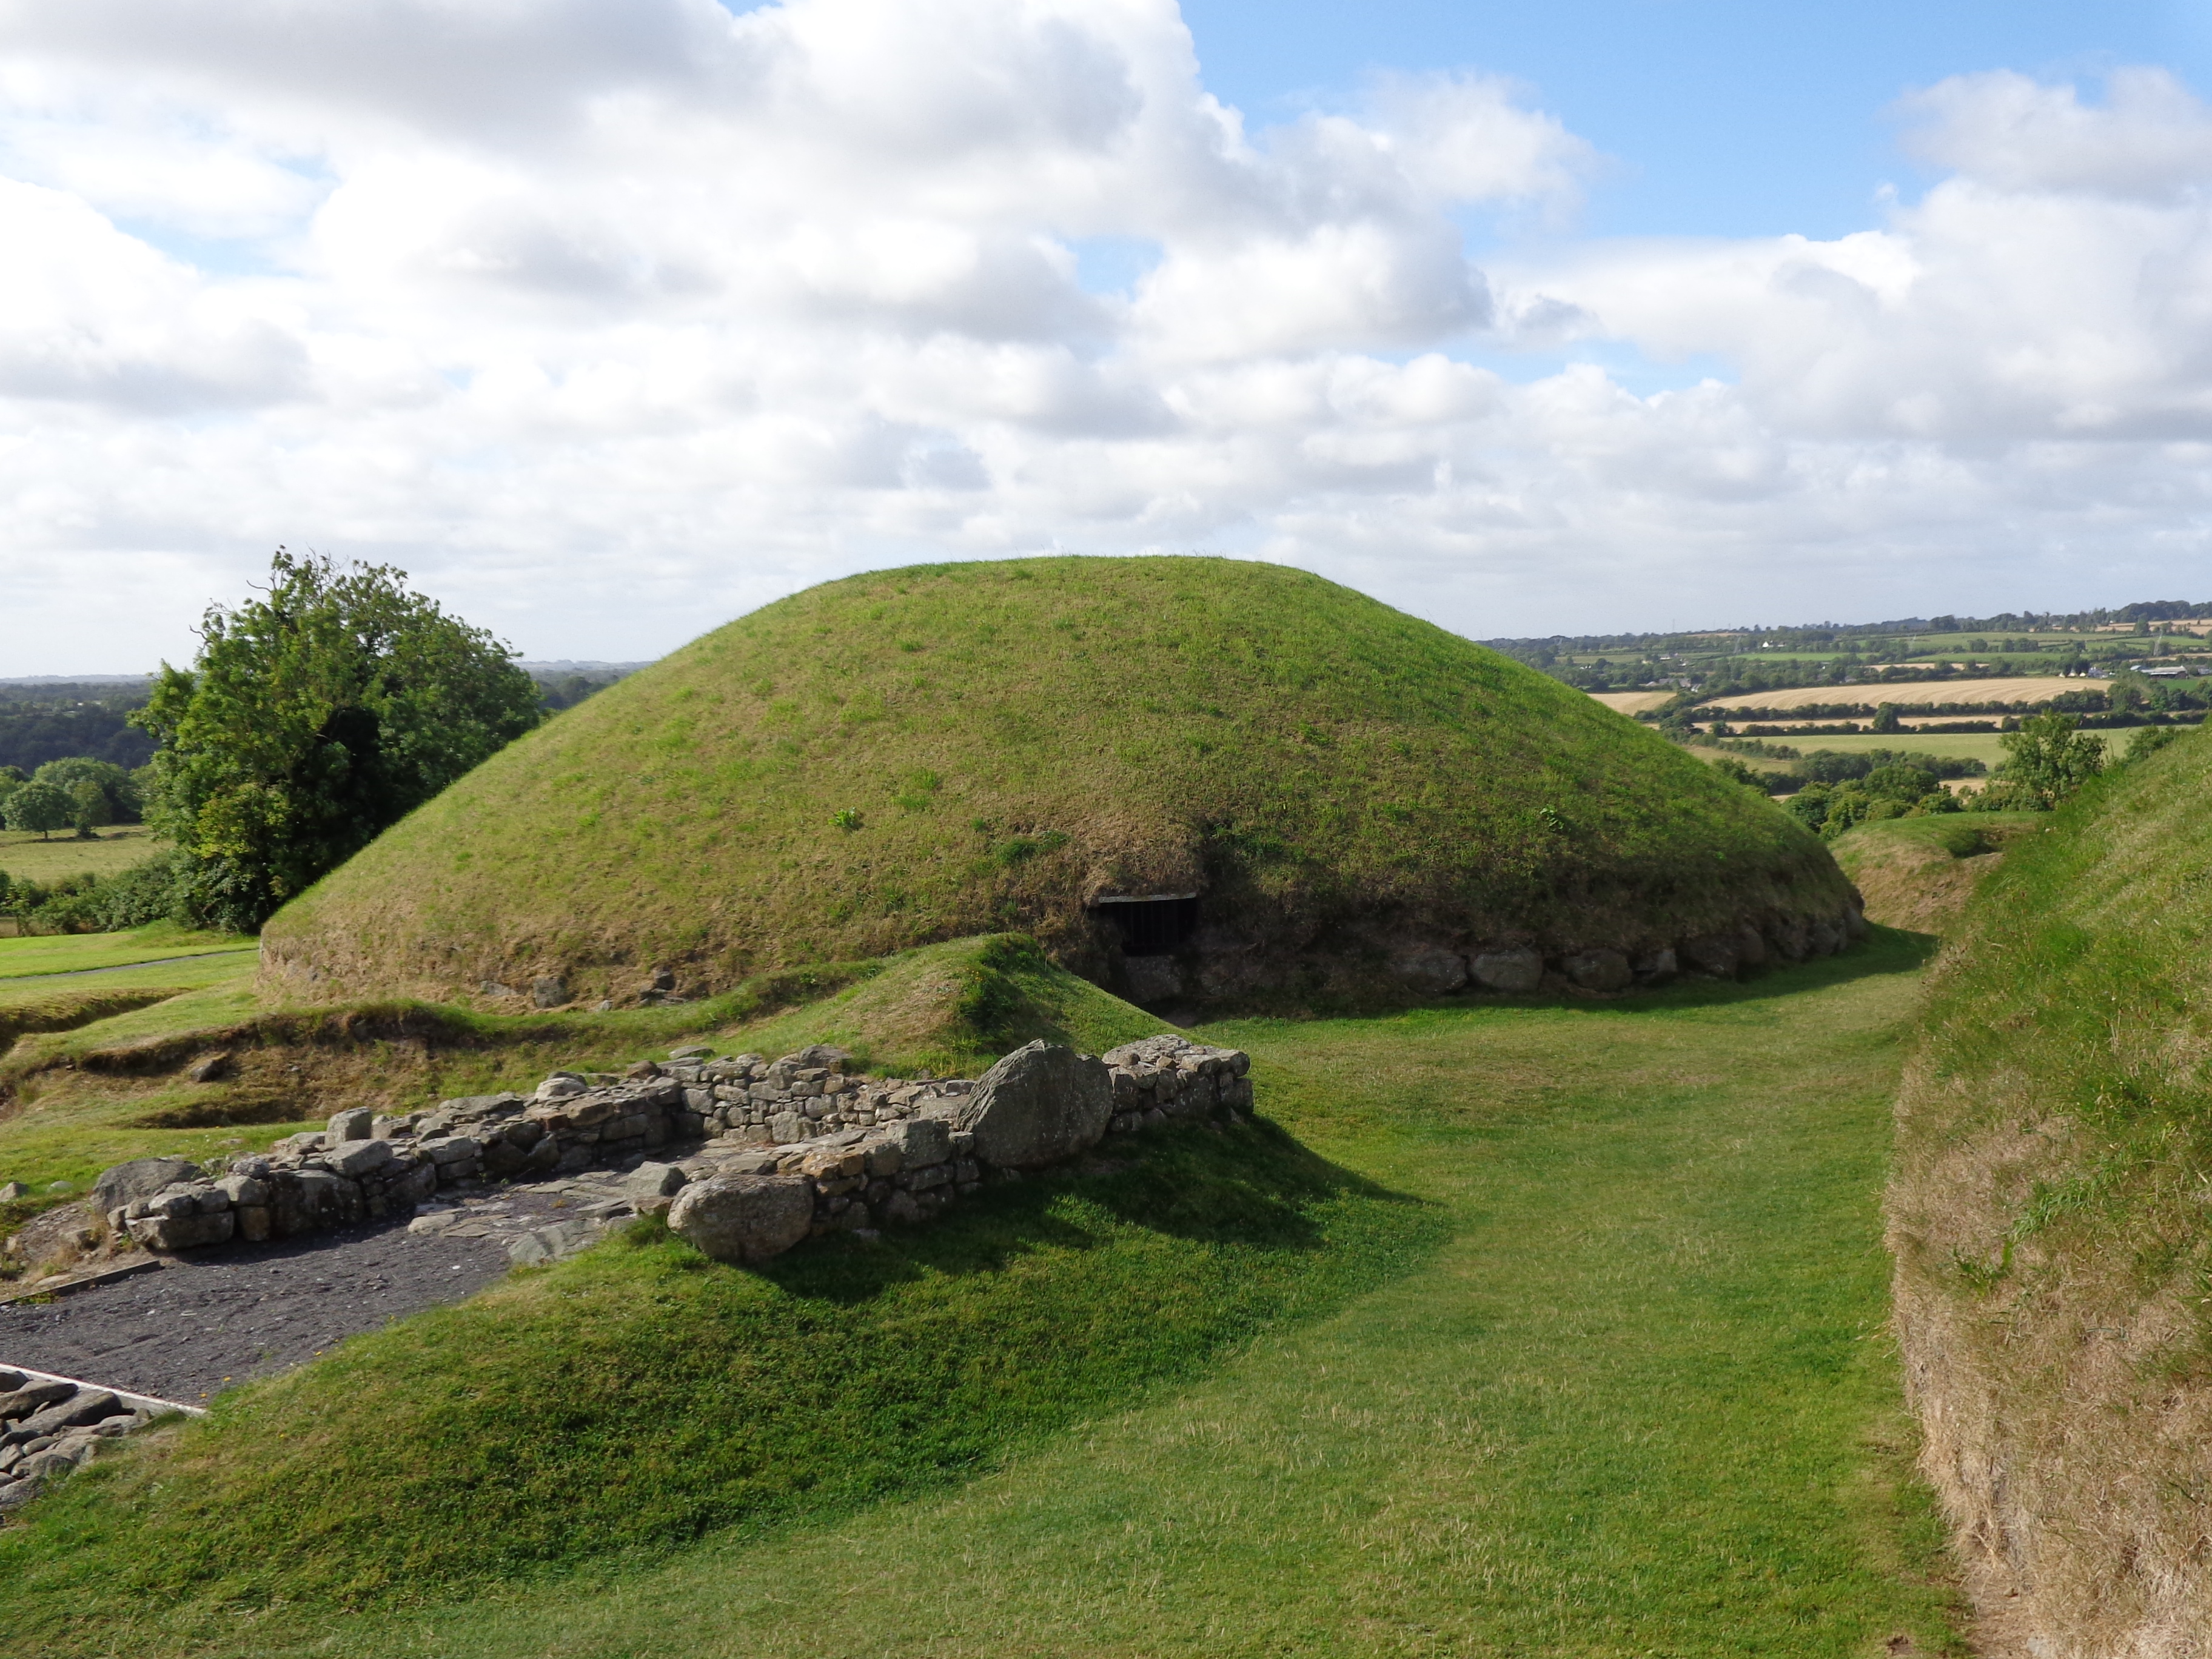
[1695,675,2085,712]
[1587,691,1678,715]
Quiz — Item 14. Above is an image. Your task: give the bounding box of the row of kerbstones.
[1388,908,1869,998]
[0,1369,175,1515]
[95,1034,1255,1266]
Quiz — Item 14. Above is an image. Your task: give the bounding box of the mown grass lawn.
[0,922,252,979]
[0,824,163,887]
[2,938,1964,1657]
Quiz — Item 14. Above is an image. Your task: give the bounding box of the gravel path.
[0,1175,637,1405]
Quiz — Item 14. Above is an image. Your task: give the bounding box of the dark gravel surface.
[0,1184,595,1406]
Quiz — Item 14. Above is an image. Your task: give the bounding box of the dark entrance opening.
[1091,893,1199,956]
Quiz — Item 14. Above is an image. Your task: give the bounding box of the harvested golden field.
[1697,676,2084,712]
[1584,689,1677,714]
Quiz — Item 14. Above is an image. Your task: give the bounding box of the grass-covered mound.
[0,1122,1435,1652]
[1887,726,2212,1651]
[263,557,1853,1008]
[726,932,1162,1076]
[1826,813,2039,934]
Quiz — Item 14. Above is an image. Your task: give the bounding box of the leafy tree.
[4,779,72,840]
[1870,703,1903,733]
[1785,782,1832,832]
[1863,763,1940,800]
[133,549,544,931]
[31,756,139,823]
[67,780,109,838]
[1996,712,2106,811]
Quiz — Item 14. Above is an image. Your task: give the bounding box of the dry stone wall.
[0,1366,190,1515]
[98,1035,1255,1268]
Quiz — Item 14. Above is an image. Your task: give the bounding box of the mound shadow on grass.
[758,1114,1397,1309]
[0,1118,1440,1649]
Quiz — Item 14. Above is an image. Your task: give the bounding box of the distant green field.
[0,925,254,981]
[1781,730,2013,767]
[0,825,161,885]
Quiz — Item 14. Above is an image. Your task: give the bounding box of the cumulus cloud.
[0,6,2209,669]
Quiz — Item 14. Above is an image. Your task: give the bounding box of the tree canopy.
[4,779,72,840]
[31,756,139,825]
[135,549,543,931]
[1993,712,2106,811]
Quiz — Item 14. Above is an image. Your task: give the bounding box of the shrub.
[2125,726,2184,764]
[1993,713,2105,811]
[6,852,189,933]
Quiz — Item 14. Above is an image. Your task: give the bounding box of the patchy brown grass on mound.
[1828,815,2042,936]
[1887,725,2212,1657]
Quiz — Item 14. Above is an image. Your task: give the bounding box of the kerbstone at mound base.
[956,1040,1113,1168]
[1471,950,1543,993]
[668,1173,817,1264]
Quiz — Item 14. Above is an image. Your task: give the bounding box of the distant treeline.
[0,668,634,776]
[1487,597,2212,660]
[0,683,158,776]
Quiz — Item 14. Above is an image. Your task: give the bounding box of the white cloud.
[0,9,2210,671]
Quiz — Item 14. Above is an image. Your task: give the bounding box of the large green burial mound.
[265,557,1858,1009]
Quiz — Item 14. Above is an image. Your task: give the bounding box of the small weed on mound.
[0,1120,1436,1644]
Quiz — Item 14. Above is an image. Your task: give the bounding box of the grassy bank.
[0,923,250,980]
[1827,813,2042,933]
[2,1122,1432,1649]
[1888,723,2212,1651]
[3,938,1965,1656]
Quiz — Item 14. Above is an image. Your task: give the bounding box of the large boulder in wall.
[668,1173,816,1264]
[956,1041,1113,1168]
[92,1157,202,1215]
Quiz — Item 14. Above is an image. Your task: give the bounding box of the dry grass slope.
[266,557,1851,1007]
[1888,725,2212,1657]
[1828,816,2040,936]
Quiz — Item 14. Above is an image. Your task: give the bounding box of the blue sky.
[1185,1,2212,238]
